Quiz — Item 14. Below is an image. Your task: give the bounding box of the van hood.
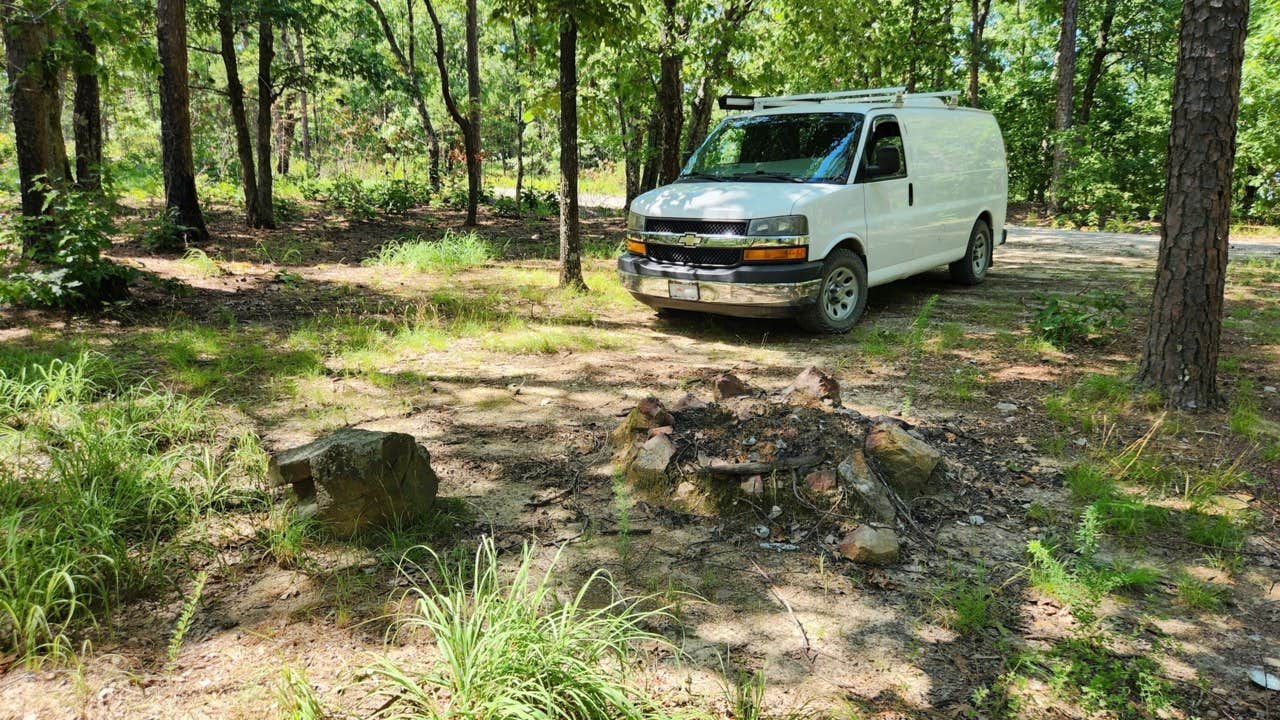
[630,182,841,220]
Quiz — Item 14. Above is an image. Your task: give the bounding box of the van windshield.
[680,112,864,184]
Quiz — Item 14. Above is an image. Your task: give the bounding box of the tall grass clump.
[365,230,493,275]
[0,352,228,660]
[367,538,669,719]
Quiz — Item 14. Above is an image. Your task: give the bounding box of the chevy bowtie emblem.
[680,233,702,246]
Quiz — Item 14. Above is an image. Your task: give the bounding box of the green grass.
[0,352,237,660]
[1175,574,1228,611]
[177,248,225,278]
[277,666,327,720]
[1044,372,1153,432]
[367,538,669,719]
[481,323,626,354]
[1044,637,1172,720]
[932,569,1001,636]
[365,230,494,275]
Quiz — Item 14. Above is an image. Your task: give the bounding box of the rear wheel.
[798,249,868,334]
[950,219,992,285]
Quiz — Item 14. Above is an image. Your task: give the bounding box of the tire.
[950,219,992,285]
[797,249,868,334]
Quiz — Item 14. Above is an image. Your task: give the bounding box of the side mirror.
[873,146,900,177]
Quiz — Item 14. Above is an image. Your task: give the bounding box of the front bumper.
[617,254,822,319]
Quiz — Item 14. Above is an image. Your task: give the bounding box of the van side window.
[857,117,907,182]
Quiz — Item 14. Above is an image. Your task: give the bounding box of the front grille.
[646,244,742,267]
[646,218,748,236]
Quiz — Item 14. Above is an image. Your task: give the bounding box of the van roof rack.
[718,88,962,111]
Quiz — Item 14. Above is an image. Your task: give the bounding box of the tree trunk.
[156,0,208,244]
[423,0,482,225]
[297,32,311,170]
[2,5,72,257]
[558,13,585,290]
[218,0,261,226]
[255,13,276,228]
[275,27,297,177]
[1135,0,1249,409]
[72,23,102,192]
[618,93,642,208]
[654,0,684,186]
[906,0,921,92]
[1078,0,1116,125]
[512,20,524,215]
[364,0,439,190]
[639,111,660,193]
[1047,0,1078,215]
[967,0,992,107]
[682,0,755,158]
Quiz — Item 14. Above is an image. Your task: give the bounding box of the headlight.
[747,215,808,236]
[626,211,645,232]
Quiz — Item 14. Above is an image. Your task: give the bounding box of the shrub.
[1,186,133,307]
[367,539,669,720]
[1031,290,1128,347]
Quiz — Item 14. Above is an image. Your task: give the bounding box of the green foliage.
[167,571,208,663]
[1,187,133,308]
[366,538,669,720]
[365,230,494,274]
[1044,637,1172,720]
[277,666,328,720]
[1031,291,1128,348]
[1175,574,1228,611]
[0,353,227,659]
[314,175,434,221]
[138,207,194,253]
[932,569,1002,637]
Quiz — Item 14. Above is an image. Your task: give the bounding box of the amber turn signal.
[743,246,807,262]
[626,239,646,255]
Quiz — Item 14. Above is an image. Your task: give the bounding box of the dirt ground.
[2,199,1279,719]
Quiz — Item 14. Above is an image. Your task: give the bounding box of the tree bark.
[967,0,993,107]
[558,13,585,290]
[218,0,262,226]
[906,0,921,92]
[363,0,440,189]
[1135,0,1249,409]
[156,0,208,244]
[71,22,102,192]
[654,0,684,186]
[275,27,297,176]
[296,31,311,170]
[1047,0,1078,215]
[2,3,72,257]
[422,0,482,225]
[1078,0,1116,125]
[639,111,660,193]
[255,12,276,228]
[618,92,642,207]
[512,19,524,215]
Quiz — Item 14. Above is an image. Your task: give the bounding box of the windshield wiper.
[678,172,727,182]
[728,170,808,184]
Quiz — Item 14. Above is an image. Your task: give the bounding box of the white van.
[618,87,1008,333]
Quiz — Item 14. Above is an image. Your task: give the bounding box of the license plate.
[668,280,699,301]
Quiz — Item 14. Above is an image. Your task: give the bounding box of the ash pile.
[610,367,976,565]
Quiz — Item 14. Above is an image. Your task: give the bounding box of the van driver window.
[858,117,907,181]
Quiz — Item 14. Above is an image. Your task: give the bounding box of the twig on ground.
[750,559,818,664]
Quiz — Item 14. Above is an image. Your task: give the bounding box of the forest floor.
[2,198,1280,719]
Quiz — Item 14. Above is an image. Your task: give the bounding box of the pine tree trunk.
[2,5,72,257]
[1135,0,1249,409]
[654,0,684,186]
[558,13,585,290]
[156,0,208,245]
[255,13,277,228]
[1047,0,1078,215]
[512,20,524,215]
[218,1,261,227]
[297,32,311,170]
[72,24,102,192]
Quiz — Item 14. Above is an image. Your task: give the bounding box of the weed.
[481,324,623,354]
[1175,574,1227,611]
[901,294,938,416]
[1228,379,1262,439]
[1044,636,1172,720]
[0,353,225,659]
[365,230,493,275]
[178,248,224,278]
[366,539,669,719]
[261,509,317,570]
[167,571,207,663]
[1181,510,1247,553]
[1065,463,1114,502]
[724,666,768,720]
[277,666,327,720]
[932,569,1001,636]
[1031,290,1127,348]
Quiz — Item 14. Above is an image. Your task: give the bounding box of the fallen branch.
[700,454,822,476]
[750,559,818,664]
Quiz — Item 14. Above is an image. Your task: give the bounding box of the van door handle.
[908,183,914,206]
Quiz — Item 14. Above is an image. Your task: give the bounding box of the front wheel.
[950,219,992,285]
[797,249,868,334]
